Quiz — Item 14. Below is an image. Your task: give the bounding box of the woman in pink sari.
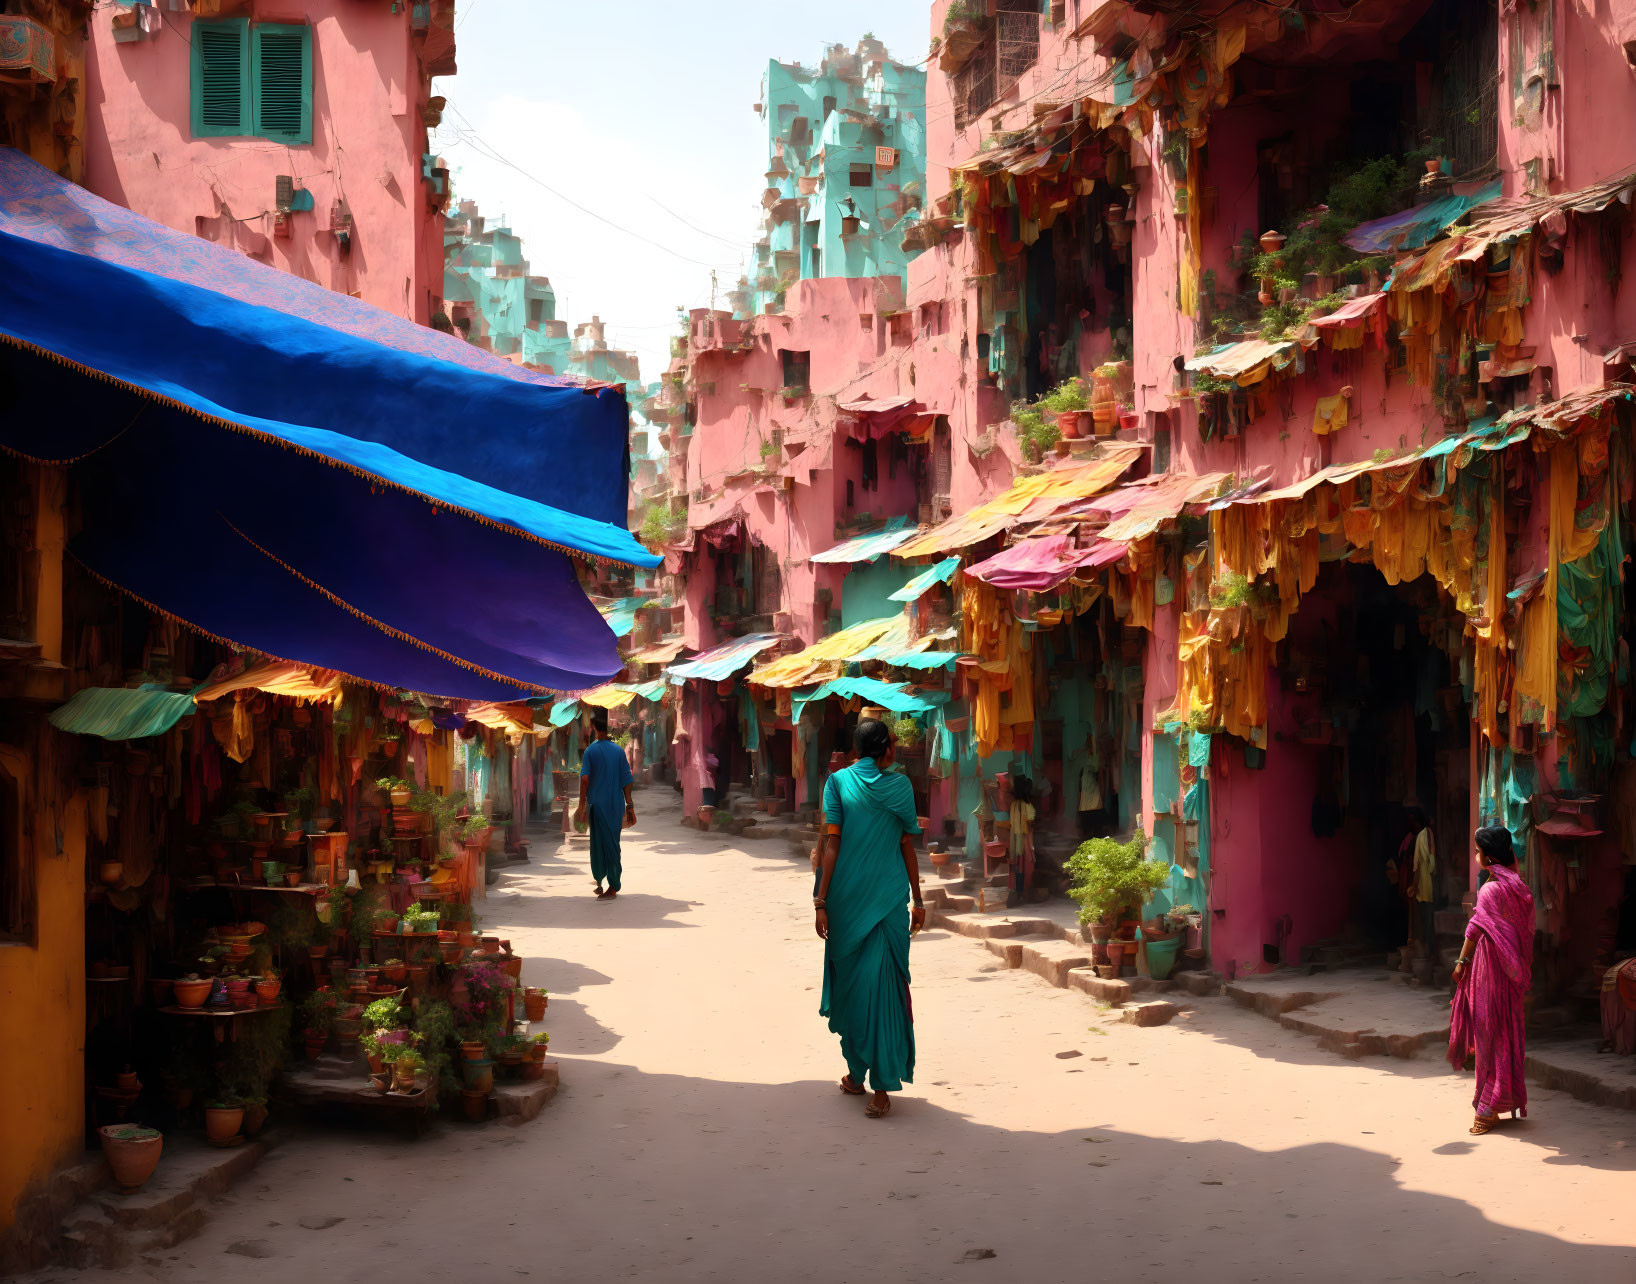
[1448,825,1535,1135]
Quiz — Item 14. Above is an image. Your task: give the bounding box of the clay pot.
[521,1059,546,1082]
[367,1051,384,1075]
[406,964,430,994]
[523,990,547,1022]
[242,1101,268,1137]
[460,1088,489,1122]
[381,960,407,983]
[116,1070,140,1091]
[389,785,412,808]
[391,1061,419,1094]
[99,1125,162,1193]
[381,740,400,759]
[308,944,328,966]
[204,1106,243,1145]
[369,1073,391,1094]
[503,956,523,980]
[172,978,212,1009]
[440,941,462,964]
[1258,229,1286,255]
[285,871,302,887]
[460,1040,487,1061]
[150,978,173,1007]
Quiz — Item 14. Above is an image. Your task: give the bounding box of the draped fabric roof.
[809,516,916,564]
[892,447,1142,558]
[0,150,654,700]
[49,685,196,741]
[966,533,1127,591]
[666,634,783,682]
[889,556,961,601]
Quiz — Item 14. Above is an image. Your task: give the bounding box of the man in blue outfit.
[575,709,635,899]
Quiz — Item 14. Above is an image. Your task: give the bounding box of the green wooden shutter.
[252,24,312,145]
[190,19,249,138]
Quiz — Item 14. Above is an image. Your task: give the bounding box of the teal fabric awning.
[889,556,960,601]
[548,700,581,727]
[667,633,782,683]
[810,515,915,564]
[792,676,951,720]
[50,685,195,740]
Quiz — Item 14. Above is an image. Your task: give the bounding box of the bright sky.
[430,0,930,390]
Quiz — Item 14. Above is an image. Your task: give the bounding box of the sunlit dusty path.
[44,795,1636,1283]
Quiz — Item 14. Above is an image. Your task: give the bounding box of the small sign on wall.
[875,146,897,170]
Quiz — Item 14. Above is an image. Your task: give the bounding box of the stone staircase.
[921,857,1216,1027]
[55,1131,281,1271]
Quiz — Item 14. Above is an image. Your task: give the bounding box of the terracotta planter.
[460,1040,487,1061]
[149,978,173,1007]
[308,944,328,966]
[172,978,212,1009]
[367,1050,384,1074]
[440,942,462,964]
[461,1059,494,1094]
[242,1101,268,1137]
[503,956,523,980]
[304,1035,326,1061]
[99,1126,162,1193]
[204,1106,243,1145]
[406,964,429,994]
[460,1088,489,1122]
[391,1062,419,1094]
[524,992,547,1022]
[521,1059,546,1081]
[389,786,412,808]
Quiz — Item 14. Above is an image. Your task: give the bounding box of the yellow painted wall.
[0,754,87,1235]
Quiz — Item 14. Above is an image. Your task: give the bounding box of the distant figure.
[575,709,635,899]
[813,719,925,1119]
[1448,825,1535,1134]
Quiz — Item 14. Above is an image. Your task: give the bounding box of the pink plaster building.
[651,1,1636,1018]
[83,0,455,324]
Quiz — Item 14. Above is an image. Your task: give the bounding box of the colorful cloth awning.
[0,149,654,702]
[893,447,1141,558]
[49,685,196,741]
[577,683,639,710]
[666,633,783,683]
[889,556,961,601]
[748,617,901,688]
[810,516,916,564]
[547,700,581,728]
[1185,338,1296,386]
[1344,181,1502,254]
[597,598,650,639]
[966,534,1127,591]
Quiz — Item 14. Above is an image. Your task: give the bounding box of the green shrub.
[1066,832,1169,927]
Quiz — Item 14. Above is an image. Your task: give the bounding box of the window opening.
[849,164,873,188]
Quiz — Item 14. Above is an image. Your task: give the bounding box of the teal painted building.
[444,199,573,373]
[744,38,927,319]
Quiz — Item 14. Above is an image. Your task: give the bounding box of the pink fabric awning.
[966,534,1127,592]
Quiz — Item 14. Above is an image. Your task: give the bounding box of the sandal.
[1469,1113,1497,1135]
[839,1076,865,1096]
[864,1095,891,1119]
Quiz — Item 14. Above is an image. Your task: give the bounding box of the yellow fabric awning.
[577,683,639,710]
[192,660,343,704]
[747,616,902,689]
[465,702,535,734]
[626,639,687,665]
[893,446,1141,559]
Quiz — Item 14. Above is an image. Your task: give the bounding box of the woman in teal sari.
[814,719,925,1119]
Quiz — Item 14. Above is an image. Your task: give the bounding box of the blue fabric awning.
[889,556,960,601]
[810,515,916,564]
[0,150,656,699]
[49,685,195,740]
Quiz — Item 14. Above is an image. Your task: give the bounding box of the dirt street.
[38,798,1636,1283]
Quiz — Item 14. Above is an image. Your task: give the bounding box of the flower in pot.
[99,1125,163,1193]
[1066,832,1169,971]
[203,1100,244,1145]
[253,970,283,1006]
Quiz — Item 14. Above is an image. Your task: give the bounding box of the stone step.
[1016,938,1095,987]
[491,1059,561,1124]
[1067,967,1130,1004]
[57,1131,279,1270]
[938,895,976,914]
[936,913,1057,941]
[1119,999,1181,1027]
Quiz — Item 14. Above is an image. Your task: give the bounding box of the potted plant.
[253,969,282,1006]
[99,1125,162,1193]
[389,1049,424,1094]
[460,1055,494,1095]
[203,1100,244,1145]
[172,974,212,1009]
[241,1097,269,1137]
[376,775,413,810]
[523,986,548,1021]
[1066,833,1169,973]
